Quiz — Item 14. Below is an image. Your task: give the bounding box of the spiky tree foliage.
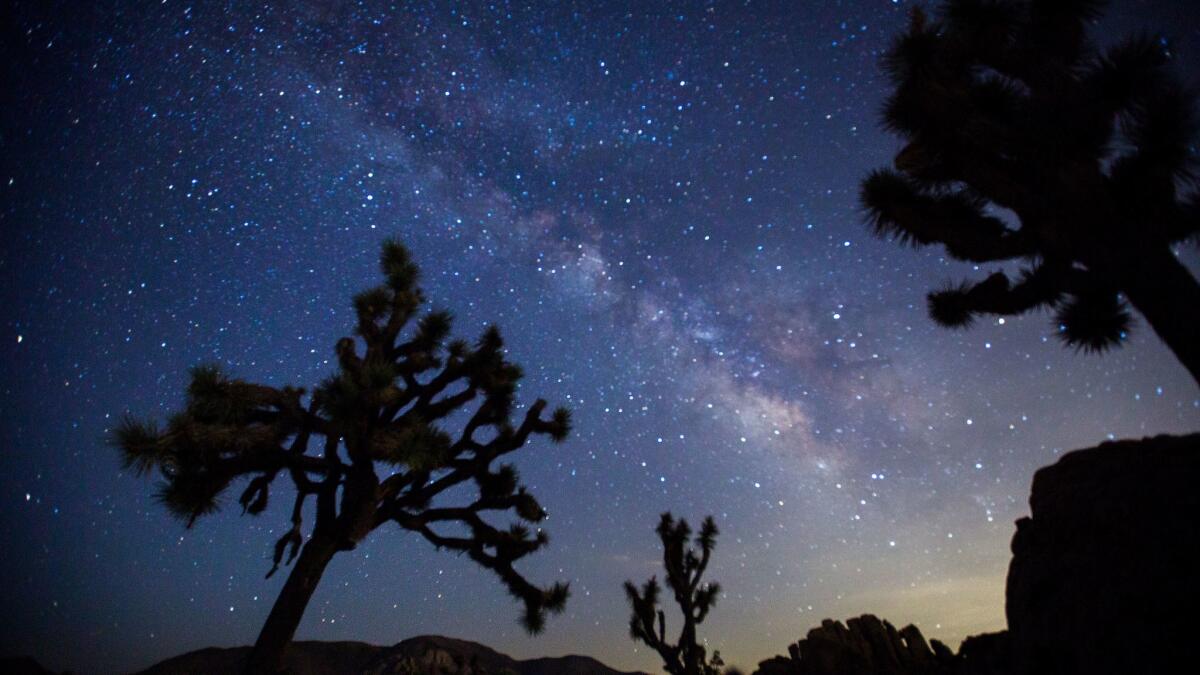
[113,239,571,674]
[862,0,1200,384]
[625,513,723,675]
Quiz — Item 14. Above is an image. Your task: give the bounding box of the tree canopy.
[862,0,1200,384]
[625,513,723,675]
[115,238,571,673]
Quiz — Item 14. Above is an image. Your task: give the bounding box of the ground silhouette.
[750,434,1200,675]
[135,635,649,675]
[114,239,571,673]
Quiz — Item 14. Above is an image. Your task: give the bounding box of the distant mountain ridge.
[136,634,649,675]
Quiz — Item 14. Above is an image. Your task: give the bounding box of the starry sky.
[2,1,1199,673]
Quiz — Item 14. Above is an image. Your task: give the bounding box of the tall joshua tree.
[113,239,571,674]
[861,0,1200,384]
[625,513,722,675]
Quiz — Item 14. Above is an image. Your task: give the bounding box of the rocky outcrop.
[952,632,1008,675]
[749,618,1011,675]
[1005,433,1200,675]
[750,615,958,675]
[128,433,1200,675]
[755,433,1200,675]
[137,635,647,675]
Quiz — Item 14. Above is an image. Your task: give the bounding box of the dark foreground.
[137,635,647,675]
[6,434,1197,675]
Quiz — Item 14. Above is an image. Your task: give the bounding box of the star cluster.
[2,1,1198,673]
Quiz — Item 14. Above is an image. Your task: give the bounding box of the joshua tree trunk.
[1117,244,1200,387]
[244,533,339,674]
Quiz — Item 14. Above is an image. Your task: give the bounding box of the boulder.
[1005,433,1200,675]
[751,615,956,675]
[754,433,1200,675]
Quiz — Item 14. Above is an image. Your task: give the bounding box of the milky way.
[3,2,1198,673]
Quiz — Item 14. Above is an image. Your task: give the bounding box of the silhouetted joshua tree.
[113,239,571,674]
[861,0,1200,384]
[625,513,723,675]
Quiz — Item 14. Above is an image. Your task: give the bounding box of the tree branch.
[862,170,1031,262]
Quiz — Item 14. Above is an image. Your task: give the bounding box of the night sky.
[3,1,1199,673]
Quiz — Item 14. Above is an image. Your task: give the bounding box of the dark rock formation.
[1005,433,1200,675]
[953,633,1009,675]
[750,615,958,675]
[747,617,1012,675]
[754,434,1200,675]
[136,635,647,675]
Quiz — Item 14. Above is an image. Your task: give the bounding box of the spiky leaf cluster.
[861,0,1200,363]
[625,513,723,675]
[112,365,304,525]
[113,237,572,634]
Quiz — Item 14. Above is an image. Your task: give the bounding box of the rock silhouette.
[754,433,1200,675]
[750,615,958,675]
[1005,433,1200,675]
[136,635,647,675]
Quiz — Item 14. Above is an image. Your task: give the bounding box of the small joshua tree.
[861,0,1200,385]
[113,239,571,673]
[625,513,723,675]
